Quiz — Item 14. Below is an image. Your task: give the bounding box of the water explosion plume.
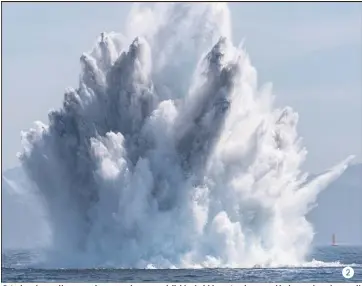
[19,3,353,268]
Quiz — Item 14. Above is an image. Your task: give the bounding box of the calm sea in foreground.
[2,246,361,282]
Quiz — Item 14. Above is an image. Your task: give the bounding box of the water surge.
[19,3,353,268]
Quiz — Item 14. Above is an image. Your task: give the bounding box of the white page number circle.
[342,266,354,279]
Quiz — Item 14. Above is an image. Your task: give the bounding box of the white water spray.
[19,3,353,269]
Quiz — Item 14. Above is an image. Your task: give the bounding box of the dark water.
[2,246,362,282]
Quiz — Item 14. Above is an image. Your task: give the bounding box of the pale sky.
[2,2,362,173]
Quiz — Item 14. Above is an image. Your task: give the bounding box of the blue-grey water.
[2,246,361,282]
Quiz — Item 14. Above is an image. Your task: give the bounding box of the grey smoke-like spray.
[19,3,354,268]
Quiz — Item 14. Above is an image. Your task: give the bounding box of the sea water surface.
[2,246,362,282]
